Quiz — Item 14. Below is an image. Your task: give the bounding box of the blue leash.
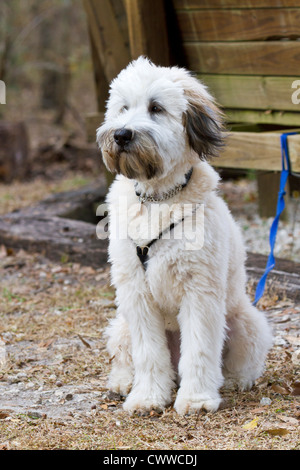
[253,132,298,305]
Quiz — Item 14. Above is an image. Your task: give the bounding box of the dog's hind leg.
[105,313,133,396]
[223,297,273,391]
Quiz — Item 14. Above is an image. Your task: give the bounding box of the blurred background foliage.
[0,0,96,127]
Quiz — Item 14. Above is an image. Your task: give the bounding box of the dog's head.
[97,57,225,181]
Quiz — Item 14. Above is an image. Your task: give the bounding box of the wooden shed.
[83,0,300,216]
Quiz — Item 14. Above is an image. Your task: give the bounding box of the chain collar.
[135,167,193,204]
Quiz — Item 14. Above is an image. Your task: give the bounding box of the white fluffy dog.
[97,57,272,415]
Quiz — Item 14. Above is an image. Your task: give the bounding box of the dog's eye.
[121,105,128,113]
[149,104,162,114]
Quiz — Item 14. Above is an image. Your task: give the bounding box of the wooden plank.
[110,0,130,47]
[173,0,300,9]
[257,172,289,219]
[199,75,299,111]
[88,27,109,112]
[124,0,171,65]
[225,109,300,127]
[177,9,300,42]
[82,0,130,82]
[184,41,300,75]
[215,132,300,171]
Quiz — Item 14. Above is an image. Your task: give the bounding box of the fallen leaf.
[262,428,290,436]
[251,408,268,414]
[284,335,300,346]
[38,338,54,349]
[291,382,300,396]
[243,417,259,430]
[271,384,289,395]
[78,334,91,349]
[278,416,299,426]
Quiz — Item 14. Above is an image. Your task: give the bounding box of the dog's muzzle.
[114,128,133,150]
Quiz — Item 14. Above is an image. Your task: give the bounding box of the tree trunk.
[0,121,29,182]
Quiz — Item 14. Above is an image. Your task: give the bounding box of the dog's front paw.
[174,390,222,415]
[123,389,169,416]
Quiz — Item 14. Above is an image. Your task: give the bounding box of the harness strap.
[136,221,177,269]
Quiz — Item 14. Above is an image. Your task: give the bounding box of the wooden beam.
[184,41,300,76]
[83,0,130,83]
[88,27,109,112]
[257,172,289,219]
[124,0,171,65]
[173,0,300,9]
[215,132,300,171]
[225,109,300,127]
[199,74,300,111]
[176,8,300,42]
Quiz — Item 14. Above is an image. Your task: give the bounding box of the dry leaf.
[38,338,54,349]
[279,416,299,426]
[251,407,268,414]
[243,417,259,430]
[78,334,91,349]
[271,384,289,395]
[291,350,300,366]
[284,335,300,346]
[263,428,290,436]
[291,382,300,396]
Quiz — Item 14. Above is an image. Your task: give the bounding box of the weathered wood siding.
[171,0,300,126]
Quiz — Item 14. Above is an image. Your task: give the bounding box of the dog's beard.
[99,129,164,180]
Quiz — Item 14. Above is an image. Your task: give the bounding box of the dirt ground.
[0,227,299,450]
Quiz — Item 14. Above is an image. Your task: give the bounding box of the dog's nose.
[114,128,133,148]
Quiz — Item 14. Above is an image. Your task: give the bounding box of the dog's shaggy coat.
[97,57,272,415]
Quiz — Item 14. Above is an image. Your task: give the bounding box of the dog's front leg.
[119,287,176,415]
[174,293,226,415]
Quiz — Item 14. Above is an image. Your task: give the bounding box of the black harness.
[133,167,194,270]
[135,220,179,270]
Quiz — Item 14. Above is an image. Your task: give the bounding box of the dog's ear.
[183,83,225,160]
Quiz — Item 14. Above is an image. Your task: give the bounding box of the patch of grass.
[2,288,26,303]
[0,171,94,215]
